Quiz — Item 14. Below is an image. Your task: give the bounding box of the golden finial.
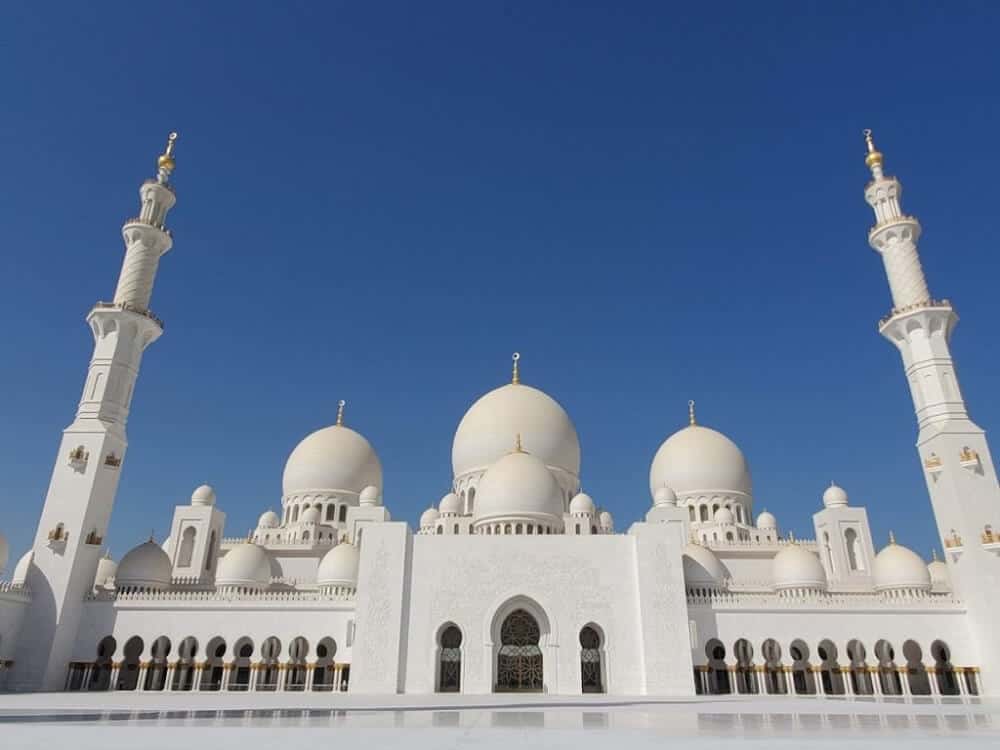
[157,131,179,176]
[511,352,521,385]
[688,400,696,426]
[336,399,346,426]
[513,433,525,453]
[863,128,883,169]
[889,530,896,545]
[148,529,155,543]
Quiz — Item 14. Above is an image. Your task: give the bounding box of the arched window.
[438,625,463,693]
[845,528,863,571]
[91,636,116,691]
[177,526,196,568]
[504,524,512,535]
[761,638,787,695]
[287,637,310,691]
[467,487,476,514]
[789,639,815,694]
[258,637,282,691]
[120,636,144,691]
[580,626,604,693]
[231,638,254,691]
[903,640,931,695]
[302,530,311,542]
[817,639,845,695]
[172,637,198,691]
[339,505,348,523]
[689,506,696,522]
[704,639,730,694]
[515,523,523,535]
[931,640,959,696]
[326,504,336,522]
[201,638,226,691]
[292,505,300,522]
[436,525,443,535]
[495,609,542,692]
[846,639,874,695]
[699,505,709,522]
[875,640,902,695]
[314,637,337,691]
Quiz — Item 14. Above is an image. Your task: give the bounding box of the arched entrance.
[495,609,543,692]
[437,624,463,693]
[579,625,604,693]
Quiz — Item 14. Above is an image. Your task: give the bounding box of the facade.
[0,132,997,699]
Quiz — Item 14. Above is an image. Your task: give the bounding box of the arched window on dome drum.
[574,523,580,534]
[177,526,196,568]
[725,532,734,542]
[505,524,512,535]
[436,525,443,535]
[339,505,347,523]
[454,523,459,534]
[712,504,719,516]
[689,506,696,522]
[496,610,542,693]
[437,625,462,693]
[515,523,523,535]
[467,487,476,514]
[580,626,603,693]
[699,506,708,522]
[326,504,336,522]
[292,506,300,523]
[735,506,743,523]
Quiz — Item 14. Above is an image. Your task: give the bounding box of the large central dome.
[283,424,382,496]
[452,382,580,479]
[649,424,751,498]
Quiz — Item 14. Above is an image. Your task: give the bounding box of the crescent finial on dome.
[512,352,521,384]
[688,400,696,426]
[889,530,896,545]
[336,399,346,426]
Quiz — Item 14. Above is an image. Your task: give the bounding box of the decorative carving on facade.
[923,454,943,472]
[104,452,122,468]
[68,445,89,471]
[84,530,103,546]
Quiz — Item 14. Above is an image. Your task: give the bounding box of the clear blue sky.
[2,2,998,562]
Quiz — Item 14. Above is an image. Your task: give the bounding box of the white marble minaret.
[11,134,179,691]
[864,130,1000,683]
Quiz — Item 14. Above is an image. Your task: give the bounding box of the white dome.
[317,542,360,588]
[714,507,735,524]
[653,486,677,507]
[453,383,580,480]
[822,483,849,509]
[282,424,382,497]
[11,550,33,587]
[928,556,951,591]
[439,492,462,516]
[772,545,827,591]
[682,543,729,585]
[191,484,216,506]
[473,450,564,525]
[0,532,8,574]
[420,507,440,529]
[359,485,380,506]
[873,538,931,592]
[117,540,172,590]
[94,553,117,589]
[569,492,595,515]
[258,510,280,529]
[598,511,614,530]
[756,510,777,531]
[301,506,321,525]
[649,424,751,499]
[216,542,272,588]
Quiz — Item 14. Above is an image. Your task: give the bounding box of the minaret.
[11,134,180,691]
[864,130,1000,682]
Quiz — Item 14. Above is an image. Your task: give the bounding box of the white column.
[899,668,910,696]
[957,668,968,696]
[81,664,93,691]
[305,663,315,692]
[249,664,259,691]
[165,663,177,692]
[136,663,149,692]
[109,663,121,691]
[193,664,205,692]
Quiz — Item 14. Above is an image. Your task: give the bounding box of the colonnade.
[65,661,351,692]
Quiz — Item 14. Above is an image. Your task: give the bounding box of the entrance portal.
[495,609,543,692]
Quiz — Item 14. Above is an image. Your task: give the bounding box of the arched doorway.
[733,638,758,694]
[145,636,171,691]
[931,640,959,696]
[761,638,787,695]
[259,637,281,691]
[705,639,731,694]
[437,624,462,693]
[789,639,815,695]
[846,639,874,696]
[119,636,143,691]
[579,625,604,693]
[875,639,902,696]
[173,637,198,691]
[817,639,845,695]
[495,609,543,692]
[92,636,116,691]
[903,640,931,695]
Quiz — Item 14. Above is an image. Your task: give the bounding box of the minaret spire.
[511,352,521,385]
[336,399,346,426]
[11,133,180,691]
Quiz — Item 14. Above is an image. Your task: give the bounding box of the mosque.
[0,131,998,699]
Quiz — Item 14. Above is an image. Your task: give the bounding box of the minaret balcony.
[943,530,964,562]
[91,301,164,329]
[982,527,1000,557]
[877,298,953,331]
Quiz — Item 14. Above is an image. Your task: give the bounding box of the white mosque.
[0,131,997,699]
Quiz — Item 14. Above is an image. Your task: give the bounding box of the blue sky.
[2,2,998,562]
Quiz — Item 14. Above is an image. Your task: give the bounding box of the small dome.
[772,545,827,592]
[928,555,950,592]
[569,492,596,515]
[282,424,383,497]
[94,552,117,589]
[301,506,321,525]
[0,532,8,574]
[714,507,735,524]
[257,510,280,529]
[873,537,931,592]
[191,484,216,506]
[650,424,751,499]
[359,485,381,506]
[822,482,849,509]
[117,540,172,590]
[216,542,272,589]
[420,507,440,529]
[682,543,729,585]
[653,486,677,507]
[317,542,360,588]
[473,450,565,526]
[11,549,33,587]
[453,382,580,480]
[598,511,614,530]
[439,492,462,516]
[756,510,777,531]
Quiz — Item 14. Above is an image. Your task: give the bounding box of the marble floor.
[0,693,996,748]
